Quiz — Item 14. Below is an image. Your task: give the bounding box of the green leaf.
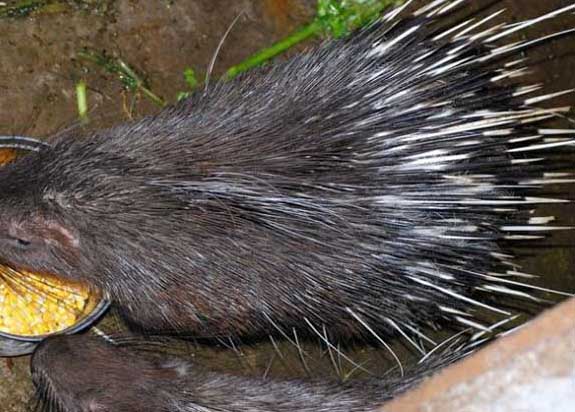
[183,67,198,90]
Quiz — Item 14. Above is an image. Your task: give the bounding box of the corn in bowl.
[0,266,99,337]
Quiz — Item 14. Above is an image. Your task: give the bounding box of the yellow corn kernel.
[0,268,94,337]
[0,149,18,166]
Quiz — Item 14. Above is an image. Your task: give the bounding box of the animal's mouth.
[0,258,36,274]
[0,253,73,284]
[0,257,53,281]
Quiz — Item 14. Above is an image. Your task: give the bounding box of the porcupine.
[0,0,574,410]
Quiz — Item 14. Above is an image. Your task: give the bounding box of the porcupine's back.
[1,1,572,345]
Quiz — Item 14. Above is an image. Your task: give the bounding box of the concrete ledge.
[382,298,575,412]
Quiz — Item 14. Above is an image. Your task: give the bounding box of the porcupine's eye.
[0,217,67,274]
[6,235,35,250]
[0,220,43,254]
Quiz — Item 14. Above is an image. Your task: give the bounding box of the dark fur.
[0,10,558,338]
[31,333,465,412]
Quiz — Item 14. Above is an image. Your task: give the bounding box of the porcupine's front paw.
[31,333,191,412]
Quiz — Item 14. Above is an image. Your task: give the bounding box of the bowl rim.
[0,135,49,151]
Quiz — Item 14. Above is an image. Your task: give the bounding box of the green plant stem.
[75,80,89,123]
[225,20,322,80]
[77,50,166,108]
[139,86,166,107]
[224,0,402,79]
[116,60,166,108]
